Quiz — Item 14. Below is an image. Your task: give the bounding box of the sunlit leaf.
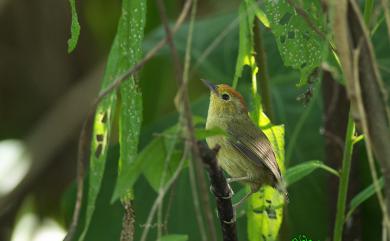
[247,113,285,241]
[79,0,146,240]
[286,160,339,187]
[67,0,80,53]
[263,0,327,85]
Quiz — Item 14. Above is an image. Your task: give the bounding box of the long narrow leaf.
[346,177,384,220]
[79,0,146,239]
[117,0,146,200]
[67,0,80,53]
[286,160,339,187]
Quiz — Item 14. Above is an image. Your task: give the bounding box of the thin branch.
[332,0,390,235]
[253,19,273,119]
[139,147,189,241]
[348,0,390,230]
[62,2,193,240]
[198,142,238,241]
[191,17,240,75]
[286,0,326,40]
[155,0,217,241]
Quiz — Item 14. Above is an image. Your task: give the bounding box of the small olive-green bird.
[203,80,286,206]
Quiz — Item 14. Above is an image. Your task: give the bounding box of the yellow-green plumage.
[204,82,282,193]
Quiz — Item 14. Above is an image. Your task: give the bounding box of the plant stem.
[253,20,273,120]
[333,114,355,241]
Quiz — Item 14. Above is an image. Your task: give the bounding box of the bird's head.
[202,79,248,118]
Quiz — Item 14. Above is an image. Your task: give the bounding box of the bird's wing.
[227,119,282,181]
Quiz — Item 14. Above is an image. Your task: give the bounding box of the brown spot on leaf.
[96,134,104,142]
[95,144,103,158]
[101,112,107,123]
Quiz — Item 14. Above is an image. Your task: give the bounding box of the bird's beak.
[201,79,218,95]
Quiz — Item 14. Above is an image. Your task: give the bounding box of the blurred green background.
[0,0,389,240]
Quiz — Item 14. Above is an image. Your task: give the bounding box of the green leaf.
[247,113,285,241]
[263,0,327,85]
[195,127,226,140]
[286,160,339,187]
[249,0,270,28]
[67,0,80,53]
[79,0,146,240]
[142,127,183,192]
[158,234,189,241]
[346,177,384,220]
[232,0,256,89]
[117,0,147,201]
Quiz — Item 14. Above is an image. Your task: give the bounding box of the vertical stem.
[253,20,273,120]
[333,114,355,241]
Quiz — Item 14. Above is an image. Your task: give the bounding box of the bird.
[202,79,287,207]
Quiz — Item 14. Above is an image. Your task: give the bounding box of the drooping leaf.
[67,0,81,53]
[117,0,147,201]
[247,113,285,241]
[158,234,189,241]
[263,0,327,85]
[80,0,146,240]
[251,0,270,28]
[233,0,256,89]
[285,160,339,187]
[346,177,384,220]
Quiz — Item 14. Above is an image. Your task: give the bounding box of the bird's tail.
[276,178,289,203]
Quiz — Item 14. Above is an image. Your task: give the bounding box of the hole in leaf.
[280,35,286,44]
[279,12,292,25]
[101,112,107,123]
[96,134,104,142]
[266,206,277,219]
[95,143,103,158]
[287,31,295,39]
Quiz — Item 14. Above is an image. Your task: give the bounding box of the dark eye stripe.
[222,93,230,100]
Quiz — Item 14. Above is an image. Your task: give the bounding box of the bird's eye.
[221,93,230,101]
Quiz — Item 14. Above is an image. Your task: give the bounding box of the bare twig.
[198,142,238,241]
[63,2,193,240]
[120,201,135,241]
[191,17,240,74]
[155,0,217,241]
